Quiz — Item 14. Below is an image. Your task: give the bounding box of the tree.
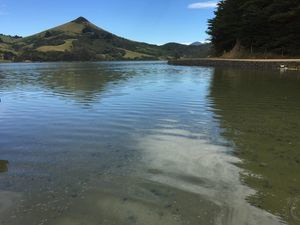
[44,31,52,38]
[207,0,300,56]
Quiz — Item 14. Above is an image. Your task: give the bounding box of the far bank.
[168,58,300,70]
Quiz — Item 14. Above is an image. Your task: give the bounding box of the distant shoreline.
[0,59,165,64]
[168,58,300,70]
[0,59,167,64]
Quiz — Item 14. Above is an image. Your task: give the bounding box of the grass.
[0,35,17,44]
[36,39,76,52]
[123,49,151,59]
[55,22,86,34]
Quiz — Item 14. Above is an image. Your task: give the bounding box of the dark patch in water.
[0,160,8,173]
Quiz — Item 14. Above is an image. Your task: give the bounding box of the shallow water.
[0,62,299,225]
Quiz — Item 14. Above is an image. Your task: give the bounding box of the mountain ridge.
[0,17,211,62]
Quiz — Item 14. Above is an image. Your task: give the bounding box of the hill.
[190,42,203,46]
[0,17,211,62]
[0,34,22,61]
[207,0,300,58]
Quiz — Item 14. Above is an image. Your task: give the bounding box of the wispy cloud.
[188,1,218,9]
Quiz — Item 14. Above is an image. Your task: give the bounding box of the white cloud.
[181,42,192,45]
[188,1,218,9]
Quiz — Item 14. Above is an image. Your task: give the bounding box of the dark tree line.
[207,0,300,56]
[0,34,22,39]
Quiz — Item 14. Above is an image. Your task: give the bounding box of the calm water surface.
[0,62,299,225]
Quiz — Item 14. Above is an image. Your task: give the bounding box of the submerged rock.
[0,160,8,173]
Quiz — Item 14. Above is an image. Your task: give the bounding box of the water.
[0,62,299,225]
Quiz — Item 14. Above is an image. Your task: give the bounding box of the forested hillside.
[207,0,300,57]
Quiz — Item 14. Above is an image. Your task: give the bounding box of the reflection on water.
[209,68,300,225]
[135,127,280,224]
[0,62,298,225]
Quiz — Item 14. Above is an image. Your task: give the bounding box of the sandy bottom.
[48,177,221,225]
[0,191,21,224]
[133,127,283,225]
[0,128,284,225]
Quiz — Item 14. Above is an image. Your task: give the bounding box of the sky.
[0,0,218,45]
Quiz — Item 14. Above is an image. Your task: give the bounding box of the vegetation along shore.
[168,58,300,70]
[170,0,300,70]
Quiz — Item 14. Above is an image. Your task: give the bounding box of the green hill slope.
[0,34,22,61]
[1,17,211,62]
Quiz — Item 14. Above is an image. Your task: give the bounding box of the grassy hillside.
[0,34,22,61]
[1,17,211,62]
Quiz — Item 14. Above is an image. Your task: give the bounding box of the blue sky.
[0,0,218,45]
